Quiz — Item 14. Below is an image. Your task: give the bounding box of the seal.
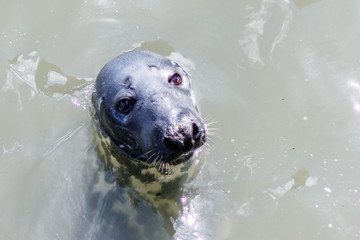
[90,50,207,236]
[91,50,207,173]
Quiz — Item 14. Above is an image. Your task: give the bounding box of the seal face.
[92,50,206,167]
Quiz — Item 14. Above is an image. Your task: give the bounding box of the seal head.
[92,50,206,166]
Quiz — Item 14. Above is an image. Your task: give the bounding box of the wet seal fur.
[91,50,207,235]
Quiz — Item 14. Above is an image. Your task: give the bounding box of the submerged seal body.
[92,50,206,172]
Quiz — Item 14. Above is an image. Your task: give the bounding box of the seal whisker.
[205,126,219,132]
[149,154,161,169]
[148,156,157,168]
[205,125,219,135]
[136,149,154,161]
[152,159,159,169]
[204,141,215,151]
[155,156,165,171]
[204,117,219,141]
[160,161,165,173]
[146,152,157,163]
[155,158,162,170]
[204,117,217,126]
[205,122,218,128]
[158,156,167,173]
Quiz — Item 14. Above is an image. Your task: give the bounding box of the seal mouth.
[110,136,201,166]
[133,146,202,174]
[133,148,195,165]
[157,149,195,165]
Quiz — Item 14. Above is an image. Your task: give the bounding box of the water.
[2,0,360,239]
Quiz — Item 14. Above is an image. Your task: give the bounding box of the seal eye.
[168,73,182,85]
[116,97,135,113]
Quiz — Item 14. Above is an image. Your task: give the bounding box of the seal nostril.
[192,122,201,143]
[163,137,181,151]
[184,137,193,151]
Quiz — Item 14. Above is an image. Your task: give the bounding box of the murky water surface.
[2,0,360,239]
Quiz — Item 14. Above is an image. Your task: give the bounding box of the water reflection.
[347,79,360,113]
[238,0,293,64]
[7,52,92,98]
[293,0,322,9]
